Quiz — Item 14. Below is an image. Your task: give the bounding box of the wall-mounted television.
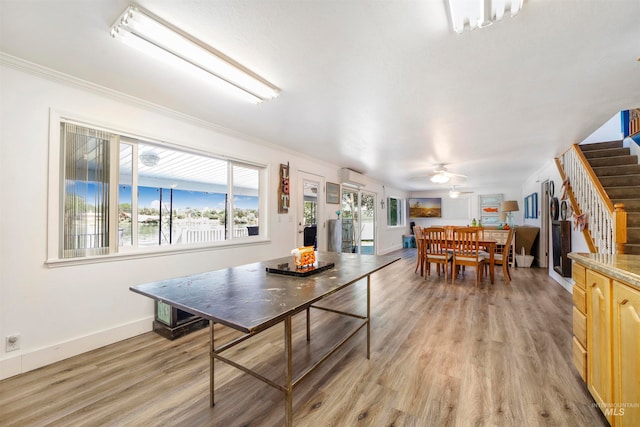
[409,198,442,218]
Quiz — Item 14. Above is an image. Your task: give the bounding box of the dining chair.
[423,227,452,282]
[452,227,488,287]
[413,226,425,276]
[490,228,514,284]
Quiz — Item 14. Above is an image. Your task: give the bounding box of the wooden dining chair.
[493,228,515,284]
[452,227,488,287]
[423,227,452,282]
[413,226,425,276]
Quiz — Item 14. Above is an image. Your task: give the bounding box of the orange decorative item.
[292,247,316,268]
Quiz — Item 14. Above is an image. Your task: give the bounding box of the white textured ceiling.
[1,0,639,192]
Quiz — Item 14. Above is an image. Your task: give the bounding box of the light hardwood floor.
[0,249,609,426]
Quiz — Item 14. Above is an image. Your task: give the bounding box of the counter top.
[568,252,640,290]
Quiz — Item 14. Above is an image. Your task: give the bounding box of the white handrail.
[560,147,615,254]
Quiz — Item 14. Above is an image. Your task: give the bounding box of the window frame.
[386,196,405,227]
[47,110,269,266]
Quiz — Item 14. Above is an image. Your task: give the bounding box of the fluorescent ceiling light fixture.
[430,173,450,184]
[446,0,524,34]
[110,5,280,103]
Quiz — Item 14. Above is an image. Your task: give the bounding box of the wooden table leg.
[490,244,495,284]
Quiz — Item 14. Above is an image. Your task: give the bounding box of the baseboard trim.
[379,244,403,255]
[0,317,153,380]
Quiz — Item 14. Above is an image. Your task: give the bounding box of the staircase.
[580,140,640,255]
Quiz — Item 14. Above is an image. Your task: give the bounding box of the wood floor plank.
[0,249,609,426]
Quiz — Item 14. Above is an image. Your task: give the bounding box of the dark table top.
[130,252,400,334]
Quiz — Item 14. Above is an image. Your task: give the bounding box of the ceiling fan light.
[430,173,450,184]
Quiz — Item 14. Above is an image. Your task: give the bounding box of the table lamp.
[501,200,519,228]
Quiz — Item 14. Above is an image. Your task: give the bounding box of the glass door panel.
[341,188,376,254]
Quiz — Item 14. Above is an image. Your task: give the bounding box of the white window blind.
[61,123,115,258]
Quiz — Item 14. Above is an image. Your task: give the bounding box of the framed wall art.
[524,192,538,219]
[478,193,503,225]
[409,198,442,218]
[326,182,340,204]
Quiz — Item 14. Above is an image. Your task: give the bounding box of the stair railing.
[556,144,627,254]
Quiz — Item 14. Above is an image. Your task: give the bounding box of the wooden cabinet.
[572,263,587,381]
[571,254,640,426]
[586,269,613,425]
[612,281,640,426]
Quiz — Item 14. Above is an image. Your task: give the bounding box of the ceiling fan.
[428,164,467,184]
[449,185,474,198]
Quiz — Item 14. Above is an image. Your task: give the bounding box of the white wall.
[580,112,623,145]
[408,185,523,228]
[0,62,408,379]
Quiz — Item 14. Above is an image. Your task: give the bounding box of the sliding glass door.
[341,188,376,254]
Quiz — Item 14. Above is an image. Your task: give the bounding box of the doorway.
[539,180,550,268]
[297,172,322,249]
[341,188,376,254]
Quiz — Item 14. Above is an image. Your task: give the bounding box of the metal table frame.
[209,274,372,426]
[130,252,399,426]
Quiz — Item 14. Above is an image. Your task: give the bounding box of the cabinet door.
[612,281,640,426]
[586,270,613,424]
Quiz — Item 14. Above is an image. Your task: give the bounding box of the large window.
[57,121,264,260]
[387,197,404,227]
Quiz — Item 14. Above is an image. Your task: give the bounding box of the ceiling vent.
[339,168,366,188]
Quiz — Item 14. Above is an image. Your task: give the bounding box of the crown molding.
[0,52,343,177]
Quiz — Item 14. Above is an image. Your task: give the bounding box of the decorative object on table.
[265,260,335,277]
[550,197,559,220]
[409,198,442,218]
[479,193,503,225]
[278,162,290,213]
[549,180,555,197]
[291,246,316,268]
[498,212,507,228]
[326,181,340,204]
[336,210,341,219]
[500,200,519,228]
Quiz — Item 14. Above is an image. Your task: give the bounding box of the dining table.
[417,237,497,284]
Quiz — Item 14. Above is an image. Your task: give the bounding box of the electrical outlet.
[6,334,20,352]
